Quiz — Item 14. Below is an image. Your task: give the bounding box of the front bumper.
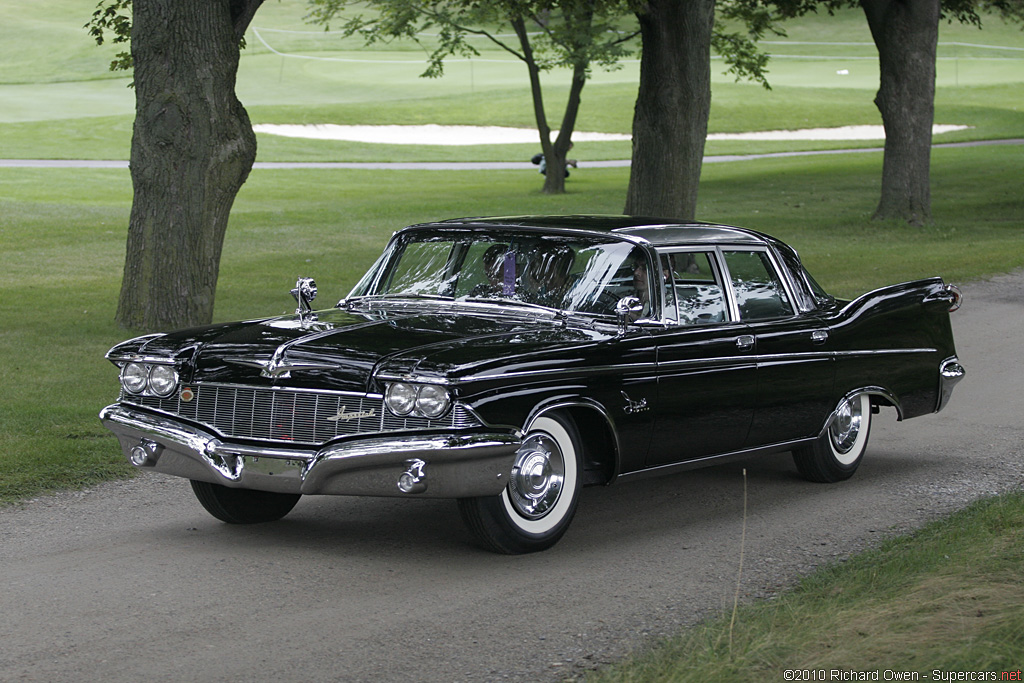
[100,404,519,498]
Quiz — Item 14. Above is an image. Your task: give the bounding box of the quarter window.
[722,250,794,320]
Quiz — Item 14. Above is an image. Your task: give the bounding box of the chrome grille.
[121,383,480,445]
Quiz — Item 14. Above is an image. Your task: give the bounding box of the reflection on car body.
[100,216,965,553]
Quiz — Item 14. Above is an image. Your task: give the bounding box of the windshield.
[348,229,654,318]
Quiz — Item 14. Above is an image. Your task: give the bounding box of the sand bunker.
[252,124,629,145]
[252,123,970,145]
[708,124,969,141]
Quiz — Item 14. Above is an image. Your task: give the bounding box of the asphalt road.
[2,270,1022,682]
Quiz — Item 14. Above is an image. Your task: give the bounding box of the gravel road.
[2,270,1022,683]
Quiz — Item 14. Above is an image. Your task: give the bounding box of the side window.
[660,251,727,324]
[722,250,794,320]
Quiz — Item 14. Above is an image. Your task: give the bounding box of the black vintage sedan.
[100,216,965,553]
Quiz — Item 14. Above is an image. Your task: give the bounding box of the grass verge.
[583,490,1024,681]
[2,81,1022,162]
[2,143,1023,503]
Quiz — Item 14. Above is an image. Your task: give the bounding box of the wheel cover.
[508,433,564,520]
[830,396,864,456]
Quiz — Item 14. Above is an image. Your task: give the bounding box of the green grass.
[1,4,1024,679]
[1,2,1022,160]
[3,79,1021,162]
[3,144,1023,503]
[583,491,1024,681]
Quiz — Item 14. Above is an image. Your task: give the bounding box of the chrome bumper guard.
[936,356,965,412]
[100,404,518,498]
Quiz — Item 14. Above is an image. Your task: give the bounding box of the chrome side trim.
[384,361,659,386]
[830,348,936,357]
[615,438,814,484]
[439,347,936,386]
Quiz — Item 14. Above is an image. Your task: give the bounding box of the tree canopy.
[308,0,640,193]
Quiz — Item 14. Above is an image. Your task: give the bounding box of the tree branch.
[230,0,267,40]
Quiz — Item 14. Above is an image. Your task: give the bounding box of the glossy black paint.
[104,216,962,485]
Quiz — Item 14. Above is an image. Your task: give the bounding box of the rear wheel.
[793,393,872,483]
[458,414,582,554]
[190,480,301,524]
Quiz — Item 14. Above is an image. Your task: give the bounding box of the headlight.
[385,382,417,416]
[121,363,149,394]
[385,383,451,418]
[119,361,179,397]
[148,365,179,398]
[415,384,450,419]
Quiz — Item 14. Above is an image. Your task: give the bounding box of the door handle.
[811,330,829,345]
[736,334,755,351]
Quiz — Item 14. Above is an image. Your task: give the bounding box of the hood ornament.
[225,354,338,379]
[292,277,318,326]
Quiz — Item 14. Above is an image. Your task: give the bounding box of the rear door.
[719,249,836,447]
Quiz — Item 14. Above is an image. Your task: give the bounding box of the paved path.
[2,138,1021,170]
[2,270,1022,682]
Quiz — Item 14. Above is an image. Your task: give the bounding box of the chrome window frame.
[652,247,731,325]
[715,246,800,323]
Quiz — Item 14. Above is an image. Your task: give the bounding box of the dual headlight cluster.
[120,362,179,398]
[384,382,451,419]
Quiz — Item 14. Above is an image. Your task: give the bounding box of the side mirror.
[291,277,318,323]
[615,296,644,335]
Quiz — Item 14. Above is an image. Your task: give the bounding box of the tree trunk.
[543,64,588,194]
[117,0,261,330]
[862,0,939,225]
[512,13,589,195]
[624,0,715,220]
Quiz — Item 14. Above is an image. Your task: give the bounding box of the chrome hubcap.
[508,433,564,519]
[830,397,863,454]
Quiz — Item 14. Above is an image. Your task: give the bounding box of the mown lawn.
[1,1,1022,679]
[3,142,1023,503]
[583,491,1024,681]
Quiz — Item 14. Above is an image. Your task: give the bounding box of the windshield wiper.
[463,296,563,315]
[341,294,454,309]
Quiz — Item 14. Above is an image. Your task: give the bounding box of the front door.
[646,249,758,467]
[647,323,758,466]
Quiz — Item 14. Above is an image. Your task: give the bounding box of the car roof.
[412,215,772,248]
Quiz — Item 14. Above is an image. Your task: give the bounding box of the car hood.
[116,306,612,394]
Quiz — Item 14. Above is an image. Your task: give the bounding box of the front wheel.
[190,480,301,524]
[458,414,582,554]
[792,393,872,483]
